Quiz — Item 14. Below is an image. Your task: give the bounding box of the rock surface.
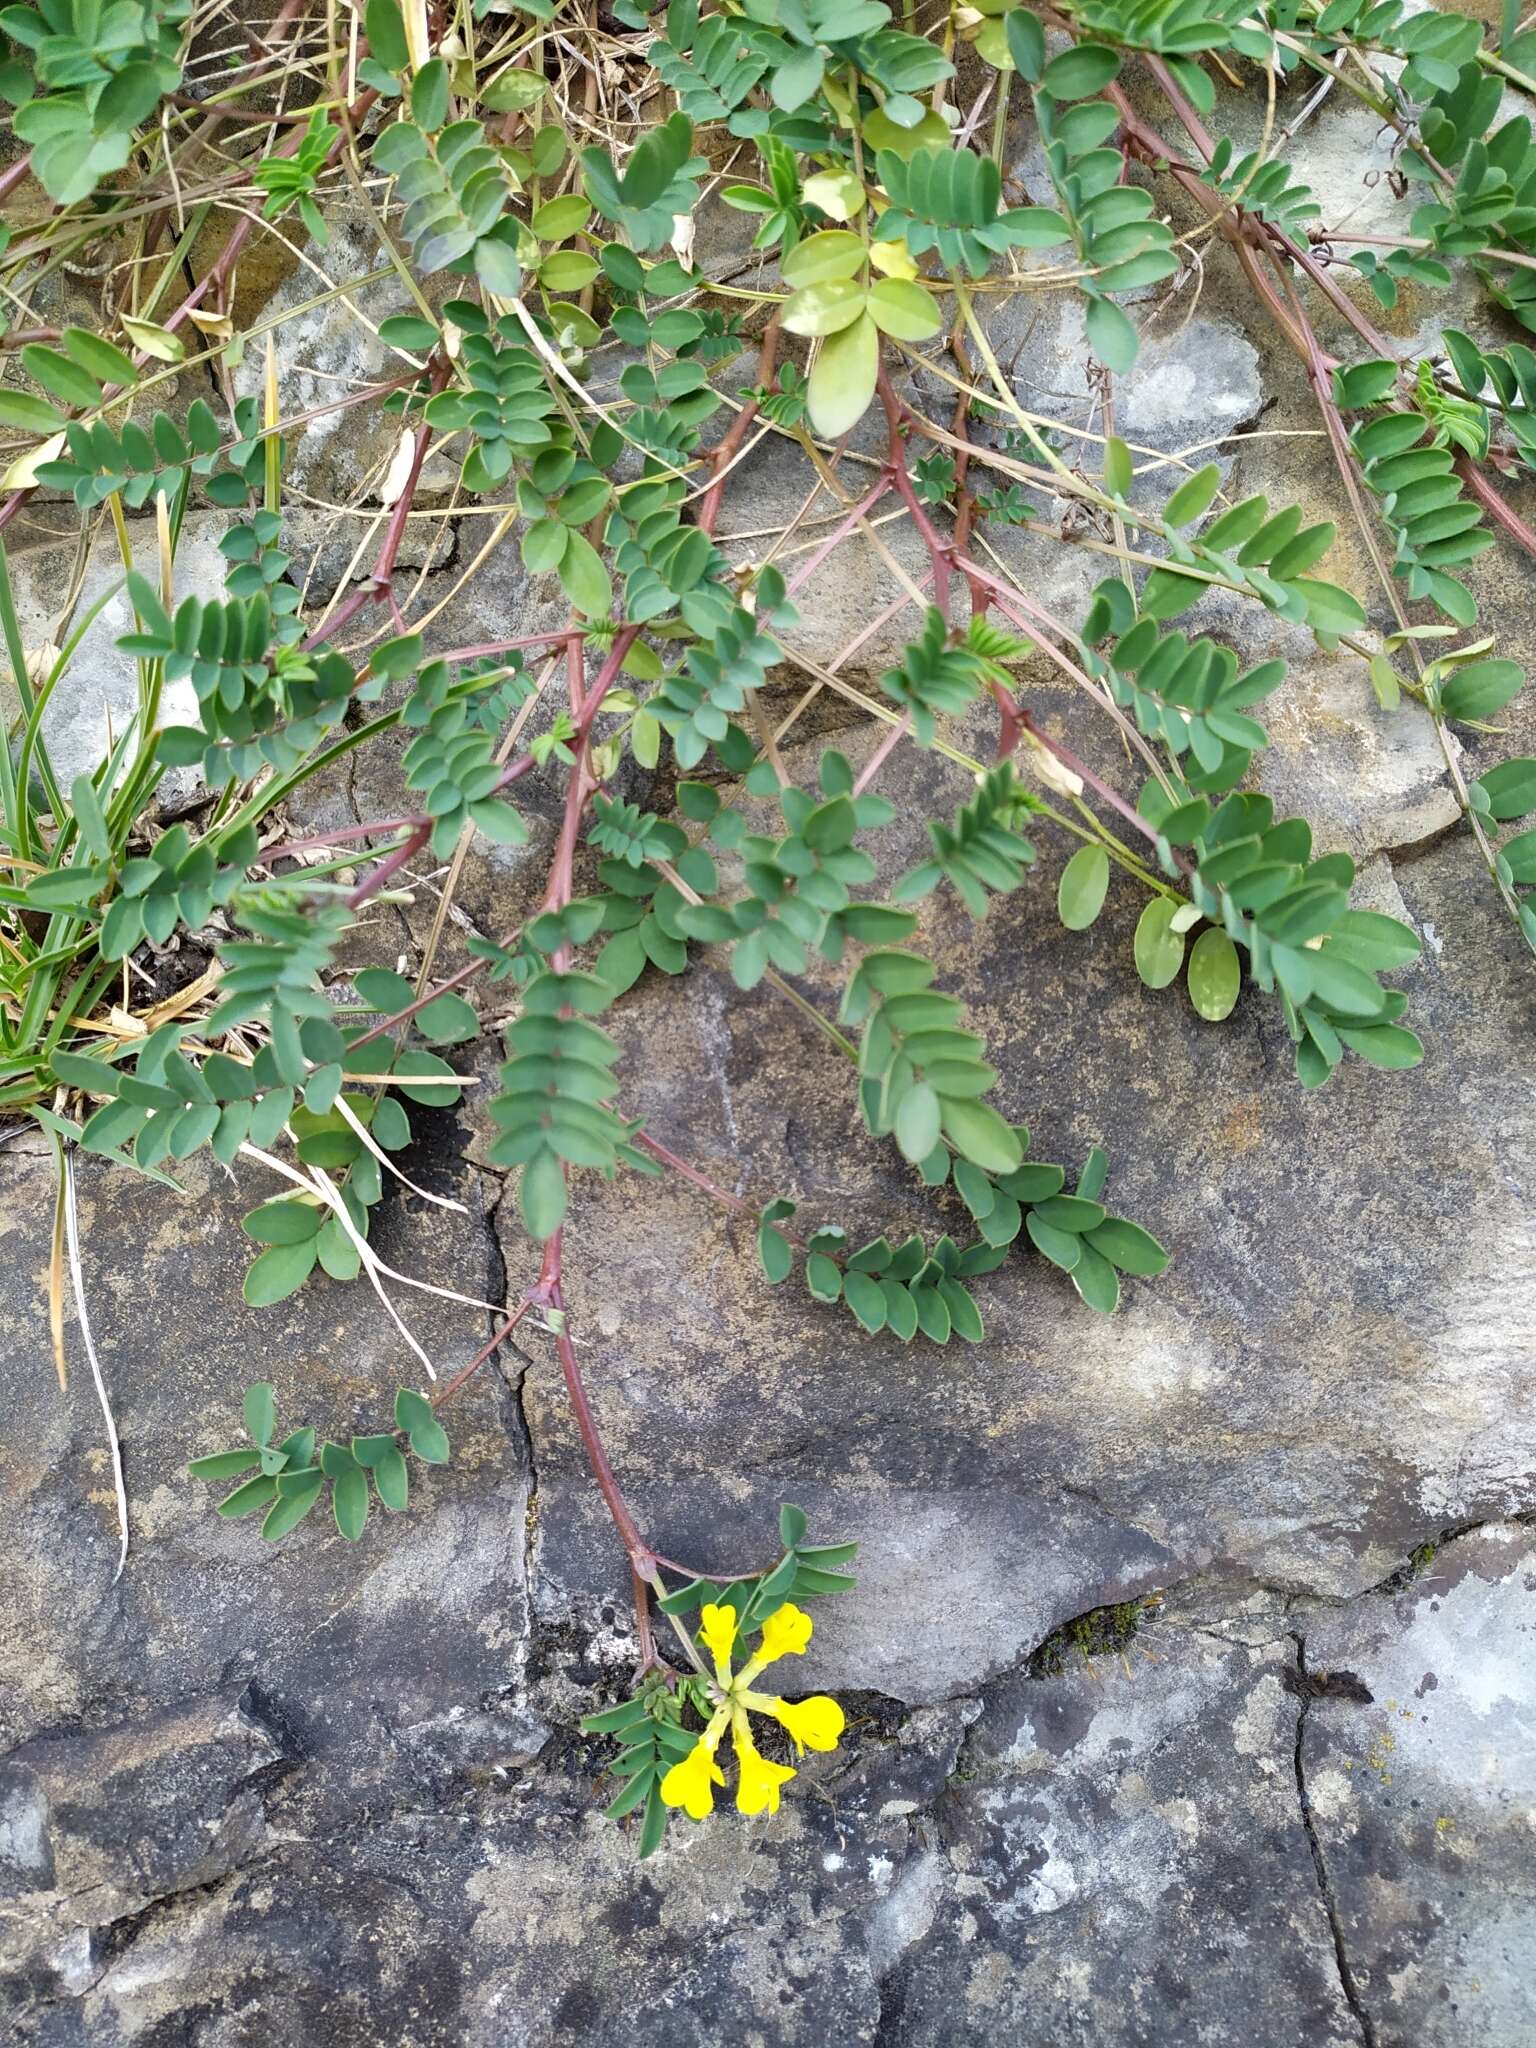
[2,754,1532,2043]
[1297,1525,1536,2048]
[4,50,1536,2048]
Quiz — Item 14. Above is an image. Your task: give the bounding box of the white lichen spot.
[1230,1678,1279,1759]
[1155,1796,1201,1842]
[1307,1766,1360,1824]
[864,1851,944,1978]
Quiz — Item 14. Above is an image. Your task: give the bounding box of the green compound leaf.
[1438,659,1524,721]
[188,1448,262,1481]
[1040,43,1121,98]
[758,1219,794,1284]
[395,1388,451,1465]
[805,1253,843,1301]
[1187,926,1240,1021]
[374,1445,411,1511]
[807,312,878,439]
[1057,844,1110,930]
[843,1270,887,1332]
[242,1239,320,1307]
[1164,462,1222,528]
[1088,1217,1170,1276]
[333,1465,370,1541]
[520,1148,569,1241]
[1133,898,1186,988]
[940,1098,1022,1174]
[262,1469,324,1540]
[217,1474,279,1519]
[894,1081,941,1163]
[1085,295,1139,373]
[1070,1240,1121,1314]
[243,1382,277,1446]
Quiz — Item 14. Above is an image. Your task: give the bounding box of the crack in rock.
[484,1168,542,1607]
[1290,1631,1378,2048]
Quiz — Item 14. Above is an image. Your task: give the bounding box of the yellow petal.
[698,1601,738,1672]
[768,1694,846,1756]
[659,1736,725,1820]
[756,1602,814,1663]
[731,1721,796,1817]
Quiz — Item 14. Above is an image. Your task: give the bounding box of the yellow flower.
[752,1602,814,1667]
[732,1716,795,1817]
[656,1597,845,1828]
[659,1729,726,1820]
[766,1693,846,1757]
[698,1602,738,1684]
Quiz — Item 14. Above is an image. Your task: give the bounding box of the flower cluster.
[660,1600,845,1820]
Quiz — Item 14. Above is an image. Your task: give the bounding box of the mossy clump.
[1029,1595,1156,1678]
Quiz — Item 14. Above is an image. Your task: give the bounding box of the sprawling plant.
[3,0,1532,1853]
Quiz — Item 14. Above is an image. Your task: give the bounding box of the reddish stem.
[1017,709,1188,874]
[304,363,451,652]
[0,72,382,538]
[632,1129,753,1214]
[346,952,488,1052]
[699,311,782,536]
[1454,453,1536,562]
[535,1235,656,1574]
[434,628,587,665]
[347,822,430,909]
[431,1300,534,1410]
[267,816,422,853]
[879,367,952,615]
[783,477,893,597]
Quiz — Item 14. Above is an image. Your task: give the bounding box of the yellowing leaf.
[865,277,941,342]
[801,170,866,222]
[781,229,866,287]
[1368,653,1401,711]
[1134,897,1185,988]
[481,67,547,111]
[631,707,660,768]
[2,431,64,489]
[539,250,600,291]
[807,312,879,440]
[120,316,185,363]
[401,0,431,71]
[379,430,417,508]
[531,194,591,241]
[1187,926,1240,1021]
[782,280,867,337]
[867,238,919,281]
[863,106,951,158]
[973,17,1013,65]
[620,639,662,681]
[1057,843,1109,929]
